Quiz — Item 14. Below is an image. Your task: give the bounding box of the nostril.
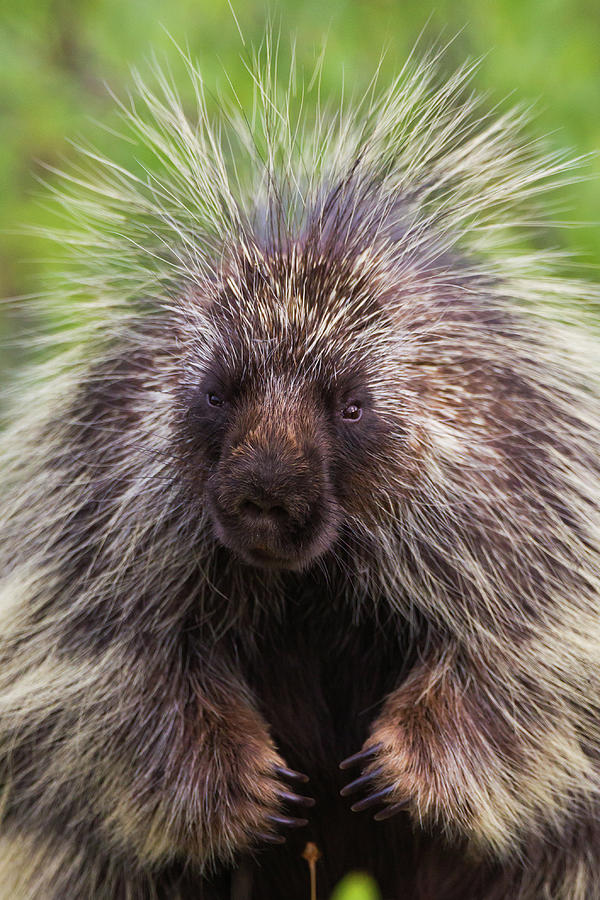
[239,498,290,523]
[240,499,265,520]
[269,504,288,521]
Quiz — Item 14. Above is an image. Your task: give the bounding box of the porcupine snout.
[235,451,310,530]
[207,389,340,571]
[229,444,314,541]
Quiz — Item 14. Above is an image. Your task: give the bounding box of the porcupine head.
[14,41,599,628]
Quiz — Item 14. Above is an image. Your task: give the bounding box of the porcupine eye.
[341,401,362,422]
[207,391,224,408]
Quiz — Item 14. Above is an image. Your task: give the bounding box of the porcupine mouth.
[243,546,296,568]
[213,519,326,571]
[218,532,318,571]
[208,494,340,572]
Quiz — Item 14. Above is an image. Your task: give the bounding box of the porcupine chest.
[228,582,423,899]
[186,575,501,900]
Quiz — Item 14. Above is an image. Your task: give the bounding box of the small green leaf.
[330,871,381,900]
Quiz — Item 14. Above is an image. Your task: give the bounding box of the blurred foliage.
[330,872,382,900]
[1,0,599,308]
[0,0,598,895]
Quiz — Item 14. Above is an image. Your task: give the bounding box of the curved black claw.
[275,788,316,808]
[266,814,309,829]
[340,766,383,798]
[350,785,395,813]
[274,765,310,783]
[374,800,410,822]
[257,766,315,844]
[340,745,410,822]
[259,765,313,847]
[339,743,382,771]
[258,831,287,845]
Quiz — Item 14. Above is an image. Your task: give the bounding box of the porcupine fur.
[1,41,600,899]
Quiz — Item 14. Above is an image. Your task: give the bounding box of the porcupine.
[1,43,600,900]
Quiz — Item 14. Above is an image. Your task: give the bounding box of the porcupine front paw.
[339,666,489,837]
[184,700,315,856]
[207,748,314,855]
[103,702,315,865]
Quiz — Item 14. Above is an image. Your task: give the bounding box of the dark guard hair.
[0,41,600,899]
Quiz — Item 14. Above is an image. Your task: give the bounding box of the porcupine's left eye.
[341,401,362,422]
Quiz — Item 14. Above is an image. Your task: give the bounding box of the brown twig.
[302,842,322,900]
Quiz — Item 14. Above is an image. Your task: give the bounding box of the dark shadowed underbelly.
[190,587,499,900]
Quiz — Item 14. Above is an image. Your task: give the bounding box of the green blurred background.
[0,1,598,896]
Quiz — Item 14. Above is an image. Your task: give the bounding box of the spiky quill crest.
[1,36,600,899]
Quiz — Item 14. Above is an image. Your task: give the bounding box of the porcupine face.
[181,236,398,571]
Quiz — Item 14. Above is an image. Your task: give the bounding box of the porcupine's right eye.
[207,391,225,408]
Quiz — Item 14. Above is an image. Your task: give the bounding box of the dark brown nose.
[208,433,339,568]
[228,448,314,538]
